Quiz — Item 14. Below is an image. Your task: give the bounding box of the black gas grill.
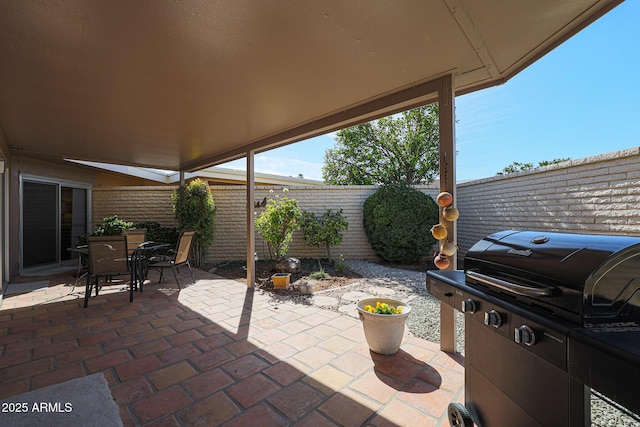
[426,230,640,427]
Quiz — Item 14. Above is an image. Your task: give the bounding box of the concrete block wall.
[93,187,176,229]
[93,147,640,267]
[93,184,440,264]
[456,147,640,263]
[209,185,441,264]
[210,186,382,263]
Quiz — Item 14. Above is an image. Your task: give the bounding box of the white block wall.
[93,184,440,264]
[93,147,640,266]
[457,147,640,264]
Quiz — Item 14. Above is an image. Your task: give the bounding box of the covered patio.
[0,268,463,426]
[0,1,625,425]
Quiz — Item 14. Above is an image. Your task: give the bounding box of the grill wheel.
[448,402,474,427]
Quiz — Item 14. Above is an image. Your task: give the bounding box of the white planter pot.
[356,298,411,355]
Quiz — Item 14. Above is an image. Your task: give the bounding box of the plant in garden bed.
[300,209,348,264]
[309,261,328,280]
[255,188,301,265]
[172,178,216,267]
[334,254,349,272]
[363,183,438,262]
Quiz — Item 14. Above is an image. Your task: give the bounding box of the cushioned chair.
[85,235,131,308]
[148,230,196,289]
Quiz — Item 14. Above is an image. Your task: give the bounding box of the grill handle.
[466,270,554,297]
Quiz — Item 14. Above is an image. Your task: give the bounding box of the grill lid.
[464,230,640,327]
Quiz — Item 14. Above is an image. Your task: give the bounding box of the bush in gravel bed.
[300,208,349,264]
[363,183,438,262]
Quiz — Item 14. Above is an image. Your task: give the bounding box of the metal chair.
[84,235,131,308]
[148,230,196,289]
[122,228,147,258]
[123,228,148,287]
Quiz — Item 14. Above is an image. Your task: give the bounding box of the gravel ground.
[314,260,639,427]
[342,260,466,352]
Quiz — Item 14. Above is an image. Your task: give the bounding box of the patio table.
[130,242,171,292]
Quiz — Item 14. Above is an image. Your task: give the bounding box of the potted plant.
[356,298,412,355]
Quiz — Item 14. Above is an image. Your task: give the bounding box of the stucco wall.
[93,147,640,267]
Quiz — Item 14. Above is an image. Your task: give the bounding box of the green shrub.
[334,254,349,272]
[172,178,217,267]
[133,221,179,244]
[255,189,301,260]
[93,215,133,236]
[300,209,348,263]
[363,184,438,262]
[309,261,328,279]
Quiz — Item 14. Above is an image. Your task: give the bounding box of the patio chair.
[85,235,131,308]
[122,228,147,258]
[148,230,196,289]
[123,228,148,286]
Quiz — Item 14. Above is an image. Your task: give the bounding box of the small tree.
[172,178,216,267]
[300,209,348,264]
[255,189,301,261]
[497,158,570,175]
[322,105,440,185]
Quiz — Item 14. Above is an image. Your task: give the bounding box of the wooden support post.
[438,74,457,353]
[246,151,256,288]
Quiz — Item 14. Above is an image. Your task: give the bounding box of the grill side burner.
[427,230,640,427]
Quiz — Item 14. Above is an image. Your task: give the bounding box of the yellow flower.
[364,301,405,315]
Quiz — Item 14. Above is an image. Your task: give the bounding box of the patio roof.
[0,0,622,172]
[69,159,323,186]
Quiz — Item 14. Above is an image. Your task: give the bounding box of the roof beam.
[444,0,500,79]
[181,75,451,172]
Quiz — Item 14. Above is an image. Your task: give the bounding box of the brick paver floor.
[0,267,464,426]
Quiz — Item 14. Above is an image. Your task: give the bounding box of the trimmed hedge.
[363,184,438,262]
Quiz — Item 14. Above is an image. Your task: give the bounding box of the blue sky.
[222,2,639,182]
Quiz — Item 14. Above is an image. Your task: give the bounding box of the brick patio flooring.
[0,268,464,426]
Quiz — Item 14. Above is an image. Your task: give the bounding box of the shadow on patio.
[0,268,464,426]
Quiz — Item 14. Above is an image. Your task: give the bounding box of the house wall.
[8,155,97,278]
[92,147,640,267]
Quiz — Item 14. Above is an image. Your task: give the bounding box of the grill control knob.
[484,310,502,328]
[515,325,536,346]
[461,299,477,314]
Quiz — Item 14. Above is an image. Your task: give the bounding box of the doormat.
[0,373,123,427]
[4,280,49,295]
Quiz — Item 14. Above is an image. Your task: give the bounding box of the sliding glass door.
[21,177,89,271]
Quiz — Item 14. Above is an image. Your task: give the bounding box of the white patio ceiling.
[0,0,622,172]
